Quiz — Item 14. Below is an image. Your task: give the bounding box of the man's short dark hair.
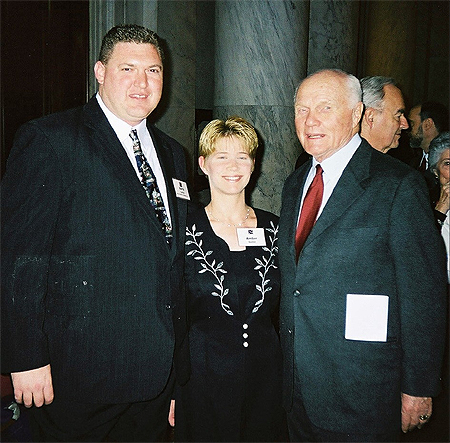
[420,102,449,133]
[98,24,164,65]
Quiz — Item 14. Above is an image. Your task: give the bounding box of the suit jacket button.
[293,290,301,297]
[165,304,171,310]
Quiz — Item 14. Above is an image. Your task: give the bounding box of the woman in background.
[429,131,450,281]
[175,117,285,442]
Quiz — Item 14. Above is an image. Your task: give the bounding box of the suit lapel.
[303,140,372,249]
[82,98,172,247]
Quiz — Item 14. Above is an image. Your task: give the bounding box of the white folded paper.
[345,293,389,342]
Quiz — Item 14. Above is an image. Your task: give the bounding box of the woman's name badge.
[237,228,266,247]
[172,178,190,200]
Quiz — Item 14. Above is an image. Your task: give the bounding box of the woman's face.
[199,136,254,197]
[436,148,450,186]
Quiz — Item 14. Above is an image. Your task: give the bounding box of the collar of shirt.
[95,94,172,223]
[96,93,149,154]
[300,133,361,219]
[422,151,429,168]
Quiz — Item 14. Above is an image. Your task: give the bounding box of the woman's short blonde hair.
[199,117,259,159]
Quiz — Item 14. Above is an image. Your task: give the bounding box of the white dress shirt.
[96,94,171,224]
[298,134,362,222]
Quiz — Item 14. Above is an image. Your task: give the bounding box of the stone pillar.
[214,0,309,214]
[307,0,361,74]
[154,1,197,168]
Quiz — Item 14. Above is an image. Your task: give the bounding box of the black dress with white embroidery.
[176,206,284,442]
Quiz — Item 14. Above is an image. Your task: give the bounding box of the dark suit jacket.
[279,139,447,433]
[1,97,189,403]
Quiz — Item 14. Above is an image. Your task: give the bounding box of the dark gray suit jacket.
[279,138,447,433]
[1,97,189,403]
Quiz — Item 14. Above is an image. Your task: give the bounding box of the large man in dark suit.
[279,69,447,442]
[1,25,189,441]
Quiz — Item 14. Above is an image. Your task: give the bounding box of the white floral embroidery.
[253,222,279,313]
[186,224,233,315]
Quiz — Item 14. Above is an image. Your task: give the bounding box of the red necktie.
[295,165,324,261]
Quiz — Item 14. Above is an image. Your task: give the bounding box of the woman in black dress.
[174,117,285,442]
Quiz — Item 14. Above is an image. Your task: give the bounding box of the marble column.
[214,0,308,215]
[153,1,197,168]
[307,0,361,75]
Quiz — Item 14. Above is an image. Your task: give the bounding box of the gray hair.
[294,69,362,107]
[429,132,450,174]
[360,76,396,110]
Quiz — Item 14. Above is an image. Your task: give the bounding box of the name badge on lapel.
[237,228,266,247]
[172,178,190,200]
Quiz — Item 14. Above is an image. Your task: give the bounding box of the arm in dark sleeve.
[389,170,447,396]
[1,122,63,372]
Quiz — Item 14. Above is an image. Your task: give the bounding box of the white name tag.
[345,294,389,342]
[237,228,266,247]
[172,178,190,200]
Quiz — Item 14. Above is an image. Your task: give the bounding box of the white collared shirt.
[96,93,171,223]
[299,134,362,221]
[419,151,429,169]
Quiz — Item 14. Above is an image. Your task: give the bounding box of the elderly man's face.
[369,84,409,153]
[294,71,362,162]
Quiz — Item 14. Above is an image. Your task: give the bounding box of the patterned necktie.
[295,164,324,261]
[129,129,172,245]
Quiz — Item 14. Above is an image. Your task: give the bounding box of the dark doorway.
[1,0,89,176]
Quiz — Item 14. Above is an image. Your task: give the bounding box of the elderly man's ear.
[362,108,376,129]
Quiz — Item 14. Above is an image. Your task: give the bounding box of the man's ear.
[94,61,105,85]
[364,108,376,128]
[422,117,435,132]
[353,102,364,128]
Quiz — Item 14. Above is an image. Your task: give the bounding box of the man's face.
[94,42,163,126]
[294,71,362,163]
[408,105,424,149]
[368,84,409,153]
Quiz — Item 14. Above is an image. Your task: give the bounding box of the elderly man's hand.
[401,393,432,433]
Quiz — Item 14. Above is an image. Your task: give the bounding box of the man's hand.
[401,393,432,433]
[11,364,54,408]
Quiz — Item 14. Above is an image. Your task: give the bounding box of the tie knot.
[315,164,323,175]
[129,129,139,145]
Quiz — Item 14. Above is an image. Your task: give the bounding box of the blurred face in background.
[408,105,424,149]
[436,148,450,186]
[366,84,409,153]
